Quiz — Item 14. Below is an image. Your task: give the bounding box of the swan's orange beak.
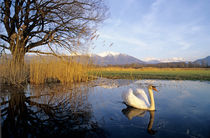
[152,86,158,92]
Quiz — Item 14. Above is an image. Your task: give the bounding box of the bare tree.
[0,0,107,63]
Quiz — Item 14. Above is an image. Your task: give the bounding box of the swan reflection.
[122,106,157,135]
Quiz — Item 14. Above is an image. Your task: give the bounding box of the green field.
[90,67,210,80]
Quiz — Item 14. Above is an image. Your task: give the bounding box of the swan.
[122,85,158,110]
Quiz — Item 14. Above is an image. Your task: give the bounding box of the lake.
[1,79,210,138]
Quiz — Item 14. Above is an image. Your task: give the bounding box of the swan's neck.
[148,88,155,110]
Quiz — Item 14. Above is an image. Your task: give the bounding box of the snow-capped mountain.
[23,51,209,66]
[91,52,192,65]
[97,51,121,57]
[91,52,145,65]
[145,60,161,64]
[144,57,186,64]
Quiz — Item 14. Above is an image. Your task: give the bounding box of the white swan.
[122,85,158,110]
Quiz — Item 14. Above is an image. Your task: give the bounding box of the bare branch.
[0,34,8,42]
[0,0,108,58]
[28,50,61,58]
[0,44,9,49]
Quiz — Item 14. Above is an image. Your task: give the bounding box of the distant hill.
[194,56,210,66]
[3,53,209,67]
[91,52,145,65]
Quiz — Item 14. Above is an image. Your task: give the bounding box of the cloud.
[141,0,164,27]
[94,0,210,60]
[100,33,149,48]
[125,0,135,5]
[178,41,191,50]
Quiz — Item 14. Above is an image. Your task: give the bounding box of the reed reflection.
[0,84,105,137]
[122,106,157,135]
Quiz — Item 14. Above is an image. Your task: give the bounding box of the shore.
[90,67,210,81]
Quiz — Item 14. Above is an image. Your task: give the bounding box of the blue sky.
[92,0,210,61]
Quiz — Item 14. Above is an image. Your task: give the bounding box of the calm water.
[1,79,210,138]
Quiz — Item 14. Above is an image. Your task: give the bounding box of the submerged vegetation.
[90,67,210,81]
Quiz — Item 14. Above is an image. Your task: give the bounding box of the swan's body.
[122,85,158,110]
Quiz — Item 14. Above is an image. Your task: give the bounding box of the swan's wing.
[134,88,150,106]
[122,88,149,109]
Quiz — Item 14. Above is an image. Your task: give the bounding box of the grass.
[0,55,91,85]
[89,67,210,81]
[0,55,29,85]
[29,57,91,84]
[1,53,210,85]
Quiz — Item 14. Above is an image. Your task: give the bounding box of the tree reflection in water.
[0,83,106,137]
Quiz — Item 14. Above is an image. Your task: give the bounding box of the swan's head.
[148,85,158,92]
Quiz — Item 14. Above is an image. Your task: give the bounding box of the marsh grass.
[0,55,91,85]
[1,55,210,85]
[90,67,210,80]
[29,57,90,84]
[0,55,28,85]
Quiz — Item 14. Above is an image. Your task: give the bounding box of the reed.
[29,57,90,84]
[0,55,28,85]
[0,54,91,85]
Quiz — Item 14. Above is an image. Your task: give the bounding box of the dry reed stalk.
[0,55,28,85]
[29,57,90,84]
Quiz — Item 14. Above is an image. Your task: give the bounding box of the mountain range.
[20,52,210,66]
[193,56,210,66]
[90,52,144,65]
[88,52,210,66]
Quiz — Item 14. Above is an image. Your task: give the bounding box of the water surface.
[1,79,210,137]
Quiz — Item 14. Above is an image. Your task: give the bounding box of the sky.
[91,0,210,61]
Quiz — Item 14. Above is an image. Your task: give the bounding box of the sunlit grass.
[0,55,91,85]
[90,67,210,80]
[29,57,90,84]
[0,55,28,85]
[1,54,210,85]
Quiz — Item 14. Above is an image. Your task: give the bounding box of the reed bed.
[0,55,28,85]
[29,57,90,84]
[0,55,91,85]
[1,54,210,85]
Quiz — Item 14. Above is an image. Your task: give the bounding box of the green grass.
[89,68,210,80]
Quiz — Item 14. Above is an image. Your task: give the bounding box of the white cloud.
[141,0,164,27]
[143,57,159,61]
[178,41,191,50]
[100,33,148,47]
[94,0,210,60]
[191,26,202,32]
